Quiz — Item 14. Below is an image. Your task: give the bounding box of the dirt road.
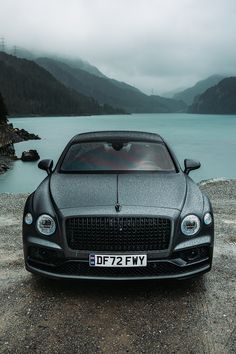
[0,180,235,354]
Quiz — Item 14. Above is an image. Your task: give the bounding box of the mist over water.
[0,113,235,193]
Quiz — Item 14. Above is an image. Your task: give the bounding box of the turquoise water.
[0,113,235,193]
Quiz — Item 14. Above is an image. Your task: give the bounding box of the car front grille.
[65,216,171,251]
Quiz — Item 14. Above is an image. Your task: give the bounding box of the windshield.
[60,141,176,172]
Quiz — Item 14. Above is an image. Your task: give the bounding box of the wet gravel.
[0,180,235,354]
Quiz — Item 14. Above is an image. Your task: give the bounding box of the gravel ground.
[0,180,235,354]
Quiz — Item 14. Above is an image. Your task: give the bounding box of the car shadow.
[27,274,207,299]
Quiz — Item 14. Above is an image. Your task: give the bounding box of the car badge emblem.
[115,203,121,212]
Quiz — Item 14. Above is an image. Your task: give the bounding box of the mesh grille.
[28,259,210,277]
[66,217,171,251]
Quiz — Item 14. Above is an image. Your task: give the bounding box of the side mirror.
[184,159,201,175]
[38,159,53,175]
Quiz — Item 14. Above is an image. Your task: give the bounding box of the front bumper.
[26,259,211,280]
[24,238,213,280]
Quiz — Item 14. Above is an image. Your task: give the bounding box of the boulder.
[0,163,9,174]
[21,150,40,162]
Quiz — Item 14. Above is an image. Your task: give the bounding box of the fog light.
[177,246,210,263]
[24,213,33,225]
[186,249,200,261]
[29,246,63,265]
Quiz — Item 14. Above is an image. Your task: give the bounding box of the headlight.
[24,213,33,225]
[36,214,56,236]
[181,215,200,236]
[204,212,213,225]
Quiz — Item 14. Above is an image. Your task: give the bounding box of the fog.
[0,0,236,94]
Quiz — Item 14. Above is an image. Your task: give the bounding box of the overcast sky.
[0,0,236,94]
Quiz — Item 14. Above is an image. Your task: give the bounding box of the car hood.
[50,173,187,211]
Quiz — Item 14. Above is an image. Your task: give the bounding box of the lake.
[0,113,235,193]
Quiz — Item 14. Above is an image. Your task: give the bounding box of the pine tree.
[0,93,8,124]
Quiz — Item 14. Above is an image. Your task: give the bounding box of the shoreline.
[8,112,236,118]
[9,112,132,119]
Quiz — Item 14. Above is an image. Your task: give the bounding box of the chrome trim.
[174,236,211,251]
[27,236,62,250]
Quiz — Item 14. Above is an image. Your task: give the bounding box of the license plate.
[89,254,147,267]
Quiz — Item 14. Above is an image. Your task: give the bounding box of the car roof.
[70,131,164,144]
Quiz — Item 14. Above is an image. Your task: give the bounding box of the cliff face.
[188,77,236,114]
[0,93,14,158]
[0,93,40,173]
[0,105,15,172]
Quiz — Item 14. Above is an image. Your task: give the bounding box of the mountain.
[188,77,236,114]
[173,75,226,105]
[8,47,106,79]
[36,57,186,113]
[56,57,107,78]
[161,87,187,98]
[10,47,36,61]
[0,52,124,116]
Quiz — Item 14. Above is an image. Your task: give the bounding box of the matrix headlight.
[181,215,200,236]
[36,214,56,236]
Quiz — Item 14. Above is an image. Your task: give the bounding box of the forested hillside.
[173,75,225,105]
[188,77,236,114]
[0,93,8,124]
[36,57,186,113]
[0,52,124,116]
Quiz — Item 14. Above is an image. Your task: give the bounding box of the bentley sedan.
[23,131,214,280]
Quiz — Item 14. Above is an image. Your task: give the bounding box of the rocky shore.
[0,179,235,353]
[0,122,40,174]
